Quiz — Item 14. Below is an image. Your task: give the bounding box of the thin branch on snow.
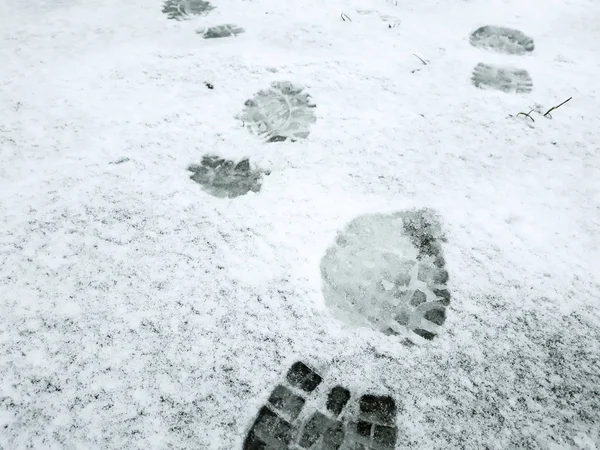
[413,54,427,65]
[543,97,572,118]
[517,109,536,122]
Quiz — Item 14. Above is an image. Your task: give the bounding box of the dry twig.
[517,109,536,122]
[543,97,572,118]
[413,54,427,65]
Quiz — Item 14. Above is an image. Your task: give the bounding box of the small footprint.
[243,361,398,450]
[162,0,215,20]
[471,63,533,94]
[469,25,535,55]
[198,24,245,39]
[188,155,268,198]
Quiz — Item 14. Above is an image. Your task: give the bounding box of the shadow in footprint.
[236,81,317,143]
[320,209,451,343]
[471,63,533,94]
[243,361,398,450]
[188,155,268,198]
[469,25,534,55]
[198,24,245,39]
[162,0,215,20]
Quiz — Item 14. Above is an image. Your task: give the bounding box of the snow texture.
[1,0,600,448]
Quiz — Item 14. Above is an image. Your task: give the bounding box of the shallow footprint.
[198,24,245,39]
[320,209,451,343]
[471,63,533,94]
[188,155,268,198]
[243,361,398,450]
[162,0,215,20]
[469,25,534,55]
[236,81,317,143]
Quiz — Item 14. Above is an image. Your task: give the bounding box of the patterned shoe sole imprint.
[198,24,245,39]
[320,208,451,344]
[469,25,534,55]
[243,361,398,450]
[188,155,268,198]
[162,0,215,20]
[471,63,533,94]
[236,81,317,143]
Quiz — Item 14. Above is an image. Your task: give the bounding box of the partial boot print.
[162,0,215,20]
[320,209,451,343]
[188,155,269,198]
[243,362,398,449]
[471,63,533,94]
[236,82,317,143]
[469,25,534,55]
[297,386,351,449]
[198,24,245,39]
[349,396,398,450]
[244,362,323,450]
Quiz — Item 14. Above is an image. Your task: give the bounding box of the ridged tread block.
[349,396,398,450]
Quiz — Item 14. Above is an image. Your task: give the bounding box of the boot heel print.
[321,209,450,344]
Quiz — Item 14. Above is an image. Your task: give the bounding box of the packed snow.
[1,0,599,448]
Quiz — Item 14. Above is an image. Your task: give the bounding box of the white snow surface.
[1,0,600,448]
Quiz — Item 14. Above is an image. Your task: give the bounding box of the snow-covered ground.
[1,0,599,448]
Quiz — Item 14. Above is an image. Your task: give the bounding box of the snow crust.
[1,0,599,448]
